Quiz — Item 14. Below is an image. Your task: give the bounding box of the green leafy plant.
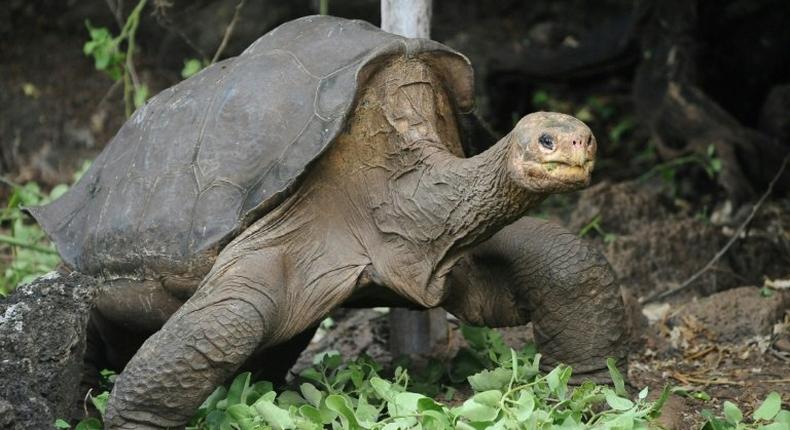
[639,144,723,196]
[83,0,149,116]
[73,325,670,429]
[0,161,90,296]
[0,182,60,296]
[182,58,208,78]
[700,392,787,430]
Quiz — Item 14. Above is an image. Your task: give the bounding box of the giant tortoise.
[30,15,627,429]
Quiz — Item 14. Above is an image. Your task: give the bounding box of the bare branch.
[211,0,247,64]
[105,0,125,29]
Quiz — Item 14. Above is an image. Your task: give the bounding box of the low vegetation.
[58,326,787,430]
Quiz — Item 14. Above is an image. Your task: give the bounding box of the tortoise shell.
[29,15,474,279]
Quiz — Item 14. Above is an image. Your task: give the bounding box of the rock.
[0,272,98,429]
[671,286,789,343]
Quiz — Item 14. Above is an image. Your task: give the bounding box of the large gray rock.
[0,272,98,429]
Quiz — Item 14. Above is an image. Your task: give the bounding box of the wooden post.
[381,0,432,38]
[380,0,449,364]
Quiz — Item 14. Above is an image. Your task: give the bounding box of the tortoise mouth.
[515,159,594,190]
[527,160,593,182]
[542,160,593,181]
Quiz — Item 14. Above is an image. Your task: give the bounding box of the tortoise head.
[508,112,596,193]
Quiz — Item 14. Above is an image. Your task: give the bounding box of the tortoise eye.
[538,133,555,150]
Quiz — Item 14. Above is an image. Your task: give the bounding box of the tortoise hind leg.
[443,216,628,382]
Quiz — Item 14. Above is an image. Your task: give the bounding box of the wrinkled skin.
[101,57,625,429]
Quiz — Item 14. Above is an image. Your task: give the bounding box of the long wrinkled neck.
[416,134,545,253]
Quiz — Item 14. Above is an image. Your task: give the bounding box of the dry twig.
[211,0,247,64]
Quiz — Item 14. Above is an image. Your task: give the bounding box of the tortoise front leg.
[104,253,287,429]
[443,216,628,382]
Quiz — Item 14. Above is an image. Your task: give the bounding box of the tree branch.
[211,0,246,64]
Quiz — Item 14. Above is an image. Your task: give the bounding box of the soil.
[1,2,788,428]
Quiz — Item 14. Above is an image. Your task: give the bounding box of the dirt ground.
[1,3,788,428]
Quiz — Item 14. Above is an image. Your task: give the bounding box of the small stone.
[671,286,789,343]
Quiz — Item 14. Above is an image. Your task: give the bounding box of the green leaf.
[759,423,790,430]
[392,391,425,414]
[710,158,722,173]
[49,184,69,201]
[513,391,535,421]
[324,394,360,429]
[200,386,228,412]
[278,390,307,408]
[723,401,743,424]
[54,418,71,429]
[609,117,635,144]
[90,391,110,417]
[547,365,571,400]
[775,410,790,423]
[604,389,634,411]
[468,367,512,391]
[298,404,324,425]
[300,367,323,384]
[417,397,444,413]
[460,325,489,350]
[354,396,379,426]
[133,84,149,109]
[455,390,502,422]
[74,418,102,430]
[532,90,550,107]
[181,58,205,79]
[313,350,341,368]
[300,383,323,408]
[370,377,396,401]
[607,358,626,396]
[753,392,781,421]
[701,409,731,430]
[600,409,636,429]
[226,372,251,406]
[226,404,254,429]
[253,399,295,430]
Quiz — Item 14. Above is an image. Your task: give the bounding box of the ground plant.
[0,161,90,296]
[57,325,787,429]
